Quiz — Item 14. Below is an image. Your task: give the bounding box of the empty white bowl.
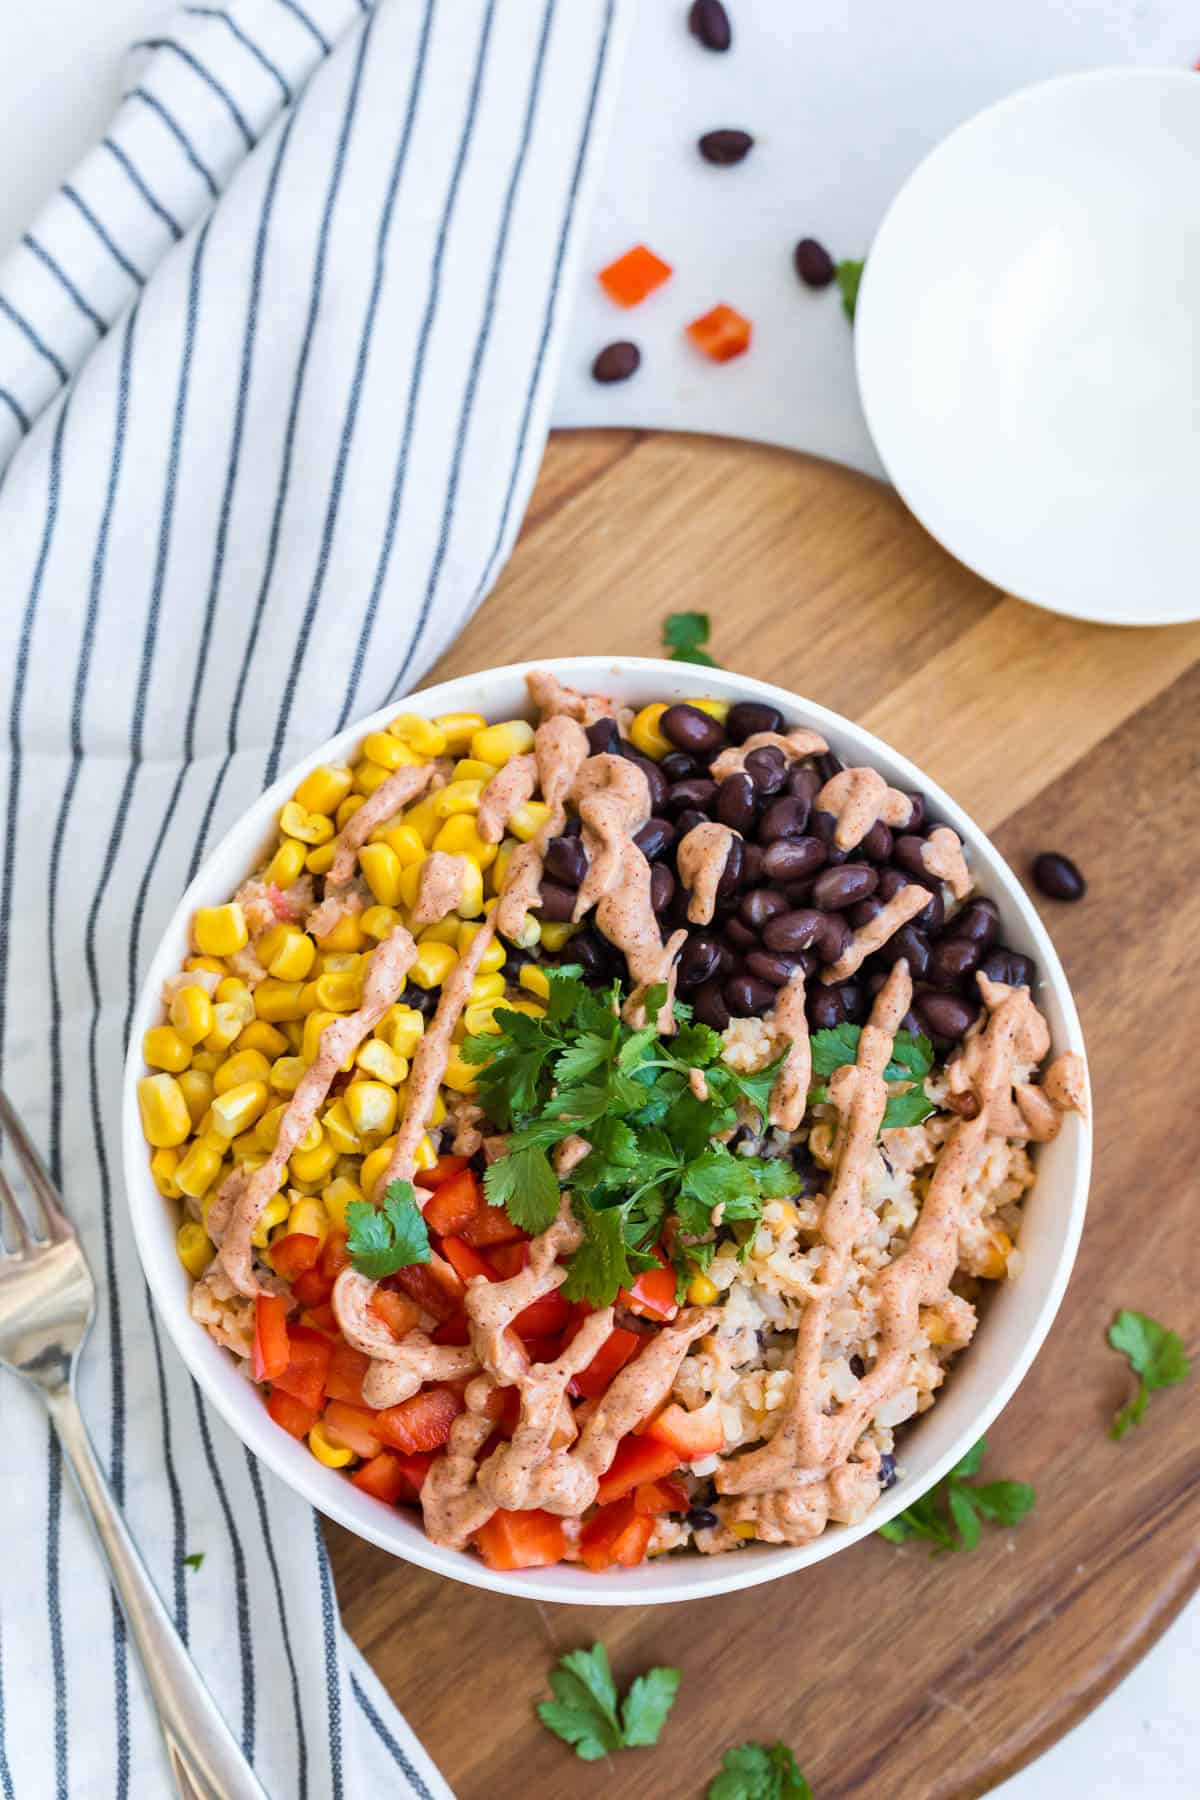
[122,657,1091,1603]
[855,69,1200,627]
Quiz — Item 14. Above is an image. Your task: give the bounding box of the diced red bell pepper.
[643,1395,724,1459]
[431,1311,471,1346]
[440,1237,498,1286]
[485,1240,531,1278]
[369,1287,422,1339]
[686,303,752,363]
[291,1266,335,1308]
[598,244,673,309]
[568,1324,641,1398]
[323,1400,384,1460]
[421,1168,483,1238]
[618,1263,678,1322]
[393,1451,435,1500]
[475,1508,567,1571]
[272,1325,334,1412]
[394,1258,462,1322]
[633,1478,689,1517]
[351,1450,409,1505]
[514,1290,571,1340]
[270,1232,321,1282]
[459,1202,526,1249]
[414,1154,471,1189]
[298,1303,338,1336]
[252,1294,291,1383]
[594,1435,681,1507]
[519,1336,565,1367]
[324,1338,371,1404]
[373,1385,463,1455]
[317,1229,351,1285]
[266,1388,320,1439]
[579,1496,655,1572]
[481,1384,522,1434]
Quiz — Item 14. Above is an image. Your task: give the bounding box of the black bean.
[850,895,884,929]
[401,982,439,1019]
[905,792,926,832]
[740,888,789,931]
[807,985,844,1030]
[501,943,533,976]
[687,1507,720,1531]
[925,936,981,991]
[693,978,731,1031]
[570,929,612,979]
[893,834,931,879]
[561,816,583,839]
[538,880,577,922]
[744,746,787,795]
[659,751,698,783]
[979,947,1036,990]
[817,751,844,783]
[758,794,810,841]
[724,916,759,950]
[634,821,676,871]
[745,949,804,987]
[810,810,848,864]
[677,932,722,990]
[861,820,893,862]
[871,924,929,979]
[650,864,676,913]
[836,978,867,1022]
[945,896,1000,948]
[762,836,827,883]
[624,748,667,810]
[793,236,836,289]
[661,703,726,756]
[790,1147,824,1193]
[585,717,619,756]
[877,867,943,932]
[1032,851,1086,902]
[741,842,765,886]
[762,907,824,953]
[849,1354,866,1379]
[878,1453,898,1491]
[811,863,877,910]
[726,700,782,743]
[814,913,851,966]
[675,808,709,838]
[913,991,980,1043]
[718,833,745,894]
[667,777,717,816]
[688,0,731,51]
[788,766,822,805]
[724,973,776,1017]
[698,128,753,165]
[591,339,641,383]
[544,835,587,887]
[717,772,755,833]
[714,941,739,977]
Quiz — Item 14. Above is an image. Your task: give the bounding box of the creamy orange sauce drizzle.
[331,1267,479,1406]
[328,761,436,886]
[768,969,810,1132]
[526,669,618,725]
[920,826,971,900]
[488,712,590,939]
[676,821,738,925]
[572,754,651,916]
[477,754,536,845]
[821,882,928,982]
[815,767,912,851]
[709,727,828,783]
[410,851,466,927]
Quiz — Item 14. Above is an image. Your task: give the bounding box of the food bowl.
[122,657,1091,1603]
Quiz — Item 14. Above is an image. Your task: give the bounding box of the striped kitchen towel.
[0,1,631,1795]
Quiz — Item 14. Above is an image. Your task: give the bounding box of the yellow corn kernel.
[389,713,449,757]
[463,1001,502,1037]
[336,793,366,831]
[186,954,228,978]
[143,1024,192,1074]
[265,838,307,887]
[235,1019,288,1058]
[432,814,497,868]
[377,1006,425,1059]
[441,1049,479,1094]
[254,1102,289,1150]
[204,1003,244,1052]
[374,821,426,867]
[355,1038,409,1084]
[193,903,248,958]
[919,1307,950,1346]
[731,1521,757,1540]
[690,697,730,723]
[470,719,535,766]
[230,1129,263,1161]
[352,759,392,798]
[295,763,353,815]
[177,1068,214,1127]
[269,1054,305,1094]
[212,1048,272,1095]
[409,940,457,990]
[247,980,304,1024]
[505,998,545,1019]
[308,1420,355,1469]
[321,1101,361,1156]
[508,800,551,843]
[808,1121,836,1169]
[314,969,363,1013]
[359,1136,397,1198]
[256,924,315,982]
[138,1074,191,1148]
[189,1048,220,1074]
[251,1192,290,1249]
[279,799,334,845]
[168,985,215,1047]
[288,1196,329,1243]
[457,859,485,919]
[215,975,251,1007]
[290,1136,340,1186]
[470,971,506,1002]
[419,918,461,948]
[176,1220,215,1279]
[433,778,484,820]
[506,914,542,951]
[322,1175,363,1230]
[452,758,498,784]
[280,1019,305,1051]
[362,729,421,772]
[456,921,506,972]
[629,703,672,760]
[344,1082,397,1139]
[978,1230,1013,1281]
[313,910,365,953]
[356,842,402,908]
[767,1200,799,1236]
[302,1010,334,1066]
[150,1147,183,1198]
[518,965,550,1002]
[306,842,337,876]
[209,1080,270,1140]
[403,793,442,848]
[396,863,423,911]
[539,922,575,953]
[175,1136,225,1199]
[318,951,363,976]
[359,904,402,943]
[434,710,487,753]
[688,1272,720,1306]
[413,1132,437,1171]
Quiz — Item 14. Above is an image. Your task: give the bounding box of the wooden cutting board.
[327,431,1200,1800]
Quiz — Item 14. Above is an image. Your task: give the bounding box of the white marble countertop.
[4,4,1196,1795]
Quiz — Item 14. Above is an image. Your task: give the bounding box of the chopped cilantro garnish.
[835,258,864,322]
[182,1552,205,1573]
[662,610,718,666]
[877,1437,1035,1553]
[808,1023,935,1129]
[345,1180,430,1279]
[709,1740,813,1800]
[536,1642,680,1760]
[1108,1309,1190,1440]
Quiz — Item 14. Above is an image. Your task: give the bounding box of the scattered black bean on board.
[591,340,641,384]
[688,0,732,52]
[794,237,837,289]
[698,128,754,166]
[1032,851,1086,902]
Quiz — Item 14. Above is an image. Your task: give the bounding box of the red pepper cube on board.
[598,244,673,308]
[686,303,751,363]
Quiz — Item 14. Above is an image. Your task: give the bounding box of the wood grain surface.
[327,431,1200,1800]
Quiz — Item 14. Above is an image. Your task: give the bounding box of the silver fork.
[0,1087,267,1800]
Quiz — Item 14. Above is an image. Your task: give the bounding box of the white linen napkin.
[0,1,631,1794]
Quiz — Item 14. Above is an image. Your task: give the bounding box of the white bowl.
[123,657,1091,1604]
[855,69,1200,628]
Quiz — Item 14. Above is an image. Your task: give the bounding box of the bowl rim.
[122,654,1091,1604]
[854,64,1200,630]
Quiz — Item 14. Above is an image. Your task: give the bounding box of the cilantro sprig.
[709,1741,813,1800]
[662,610,717,666]
[1108,1309,1190,1441]
[344,1180,430,1279]
[877,1438,1035,1554]
[808,1023,935,1130]
[536,1643,680,1761]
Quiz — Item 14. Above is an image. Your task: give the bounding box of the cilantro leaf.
[950,1438,987,1479]
[968,1481,1036,1526]
[809,1022,863,1078]
[537,1644,679,1761]
[947,1485,981,1553]
[836,257,864,322]
[1108,1309,1191,1440]
[810,1024,934,1129]
[709,1740,812,1800]
[878,1437,1035,1554]
[555,1031,618,1086]
[662,610,717,666]
[345,1181,430,1278]
[560,1198,657,1305]
[887,1031,934,1080]
[182,1552,205,1572]
[483,1146,560,1235]
[881,1087,936,1130]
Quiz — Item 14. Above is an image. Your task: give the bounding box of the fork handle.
[47,1386,268,1800]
